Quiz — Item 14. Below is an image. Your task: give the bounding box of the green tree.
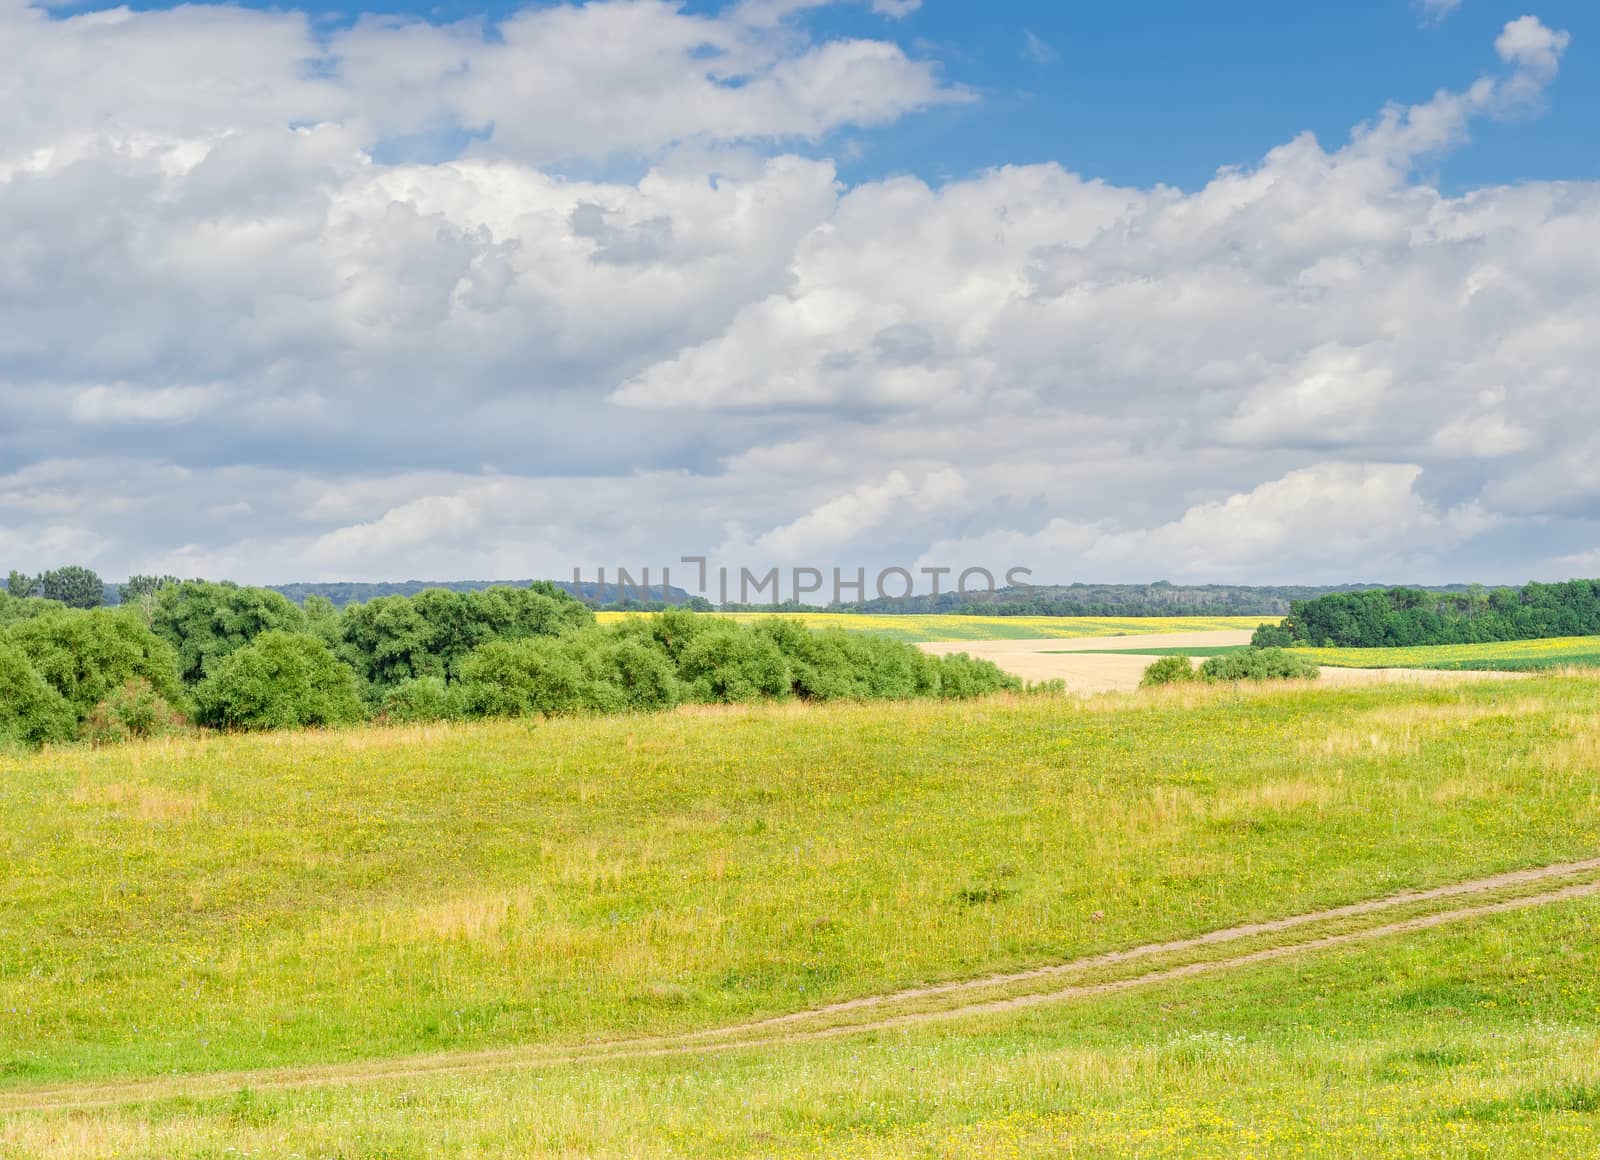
[150,581,308,684]
[755,619,939,700]
[38,565,105,609]
[0,640,76,747]
[194,631,366,731]
[118,574,181,623]
[1250,623,1296,648]
[6,571,37,598]
[3,608,187,720]
[118,574,180,603]
[340,585,595,691]
[339,595,437,687]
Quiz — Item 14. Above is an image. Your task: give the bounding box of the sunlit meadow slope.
[5,677,1600,1090]
[8,898,1600,1158]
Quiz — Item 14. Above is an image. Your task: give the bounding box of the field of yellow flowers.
[1298,635,1600,671]
[595,611,1266,642]
[6,675,1600,1155]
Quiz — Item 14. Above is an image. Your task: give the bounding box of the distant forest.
[1253,581,1600,648]
[4,569,1480,617]
[846,581,1476,618]
[270,579,706,610]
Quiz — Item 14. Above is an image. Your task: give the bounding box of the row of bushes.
[1140,648,1320,687]
[0,584,1021,748]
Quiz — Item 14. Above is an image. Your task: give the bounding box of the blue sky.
[4,0,1600,585]
[850,0,1600,190]
[60,0,1600,191]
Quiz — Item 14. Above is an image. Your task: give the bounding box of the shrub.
[600,639,683,711]
[677,627,792,703]
[0,640,75,747]
[1250,622,1297,648]
[1141,655,1199,687]
[4,608,188,720]
[610,608,709,663]
[457,637,619,717]
[379,676,466,724]
[756,621,915,700]
[194,630,366,731]
[1200,647,1319,682]
[751,620,1021,701]
[83,678,187,745]
[0,587,62,626]
[933,651,1022,698]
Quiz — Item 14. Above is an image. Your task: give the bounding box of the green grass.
[8,677,1600,1154]
[6,900,1600,1157]
[4,678,1600,1088]
[1296,636,1600,671]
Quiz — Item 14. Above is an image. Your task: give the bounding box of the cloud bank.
[0,2,1593,587]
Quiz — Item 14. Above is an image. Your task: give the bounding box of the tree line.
[0,575,1019,749]
[1250,581,1600,648]
[849,581,1481,618]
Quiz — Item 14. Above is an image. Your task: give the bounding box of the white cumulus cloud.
[0,7,1594,587]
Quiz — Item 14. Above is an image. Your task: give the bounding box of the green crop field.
[7,676,1600,1155]
[1068,637,1600,670]
[1056,633,1600,668]
[594,611,1265,642]
[1294,636,1600,671]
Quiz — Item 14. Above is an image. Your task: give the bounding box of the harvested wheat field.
[917,631,1534,692]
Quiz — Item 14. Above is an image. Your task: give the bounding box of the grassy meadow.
[7,674,1600,1153]
[593,611,1265,642]
[7,898,1600,1157]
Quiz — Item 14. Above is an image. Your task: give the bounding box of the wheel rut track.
[7,856,1600,1115]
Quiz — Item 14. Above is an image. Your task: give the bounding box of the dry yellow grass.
[69,780,210,822]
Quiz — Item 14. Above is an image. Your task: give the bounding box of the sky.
[3,0,1599,591]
